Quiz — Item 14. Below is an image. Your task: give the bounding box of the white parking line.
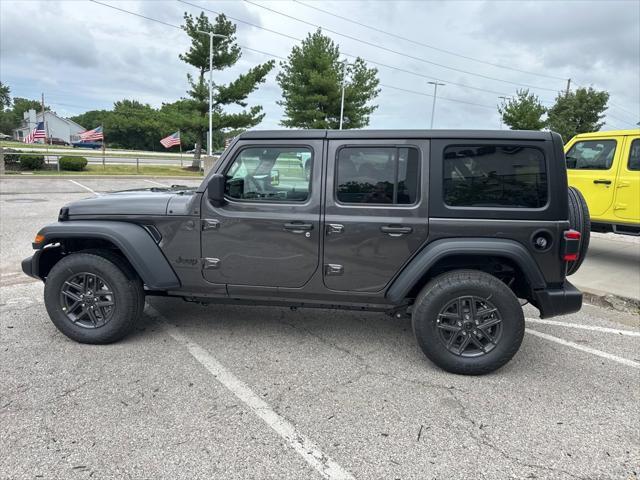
[148,307,356,480]
[144,179,169,187]
[68,179,99,196]
[526,328,640,369]
[526,318,640,337]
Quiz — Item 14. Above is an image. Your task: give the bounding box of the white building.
[14,109,86,144]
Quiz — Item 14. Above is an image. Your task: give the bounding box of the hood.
[62,186,196,217]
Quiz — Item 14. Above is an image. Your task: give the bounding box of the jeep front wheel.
[412,270,524,375]
[44,252,144,344]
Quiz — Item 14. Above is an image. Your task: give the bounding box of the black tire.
[44,252,144,344]
[412,270,524,375]
[567,186,590,276]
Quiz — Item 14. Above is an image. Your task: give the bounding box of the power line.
[88,0,508,113]
[179,0,555,102]
[380,84,495,110]
[293,0,567,82]
[242,0,562,93]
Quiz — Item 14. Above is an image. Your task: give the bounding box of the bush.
[3,148,20,164]
[59,156,88,171]
[19,154,45,170]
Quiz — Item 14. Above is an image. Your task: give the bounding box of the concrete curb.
[575,284,640,315]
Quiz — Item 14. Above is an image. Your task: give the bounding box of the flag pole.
[101,124,105,171]
[179,130,183,168]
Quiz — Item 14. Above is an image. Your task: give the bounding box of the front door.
[201,140,322,288]
[566,138,620,217]
[323,139,429,292]
[614,136,640,222]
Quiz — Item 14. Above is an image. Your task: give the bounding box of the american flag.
[160,131,181,149]
[23,122,46,144]
[80,126,104,141]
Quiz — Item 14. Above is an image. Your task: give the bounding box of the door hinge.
[203,257,221,269]
[202,219,220,231]
[324,264,344,276]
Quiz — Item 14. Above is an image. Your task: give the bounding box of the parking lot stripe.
[526,328,640,369]
[68,179,99,196]
[149,307,356,480]
[526,318,640,337]
[144,179,170,187]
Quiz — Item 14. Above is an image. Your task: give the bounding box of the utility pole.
[565,78,571,97]
[498,96,510,129]
[427,81,445,129]
[339,60,355,130]
[196,30,229,156]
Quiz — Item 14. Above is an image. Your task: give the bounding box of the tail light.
[562,230,581,261]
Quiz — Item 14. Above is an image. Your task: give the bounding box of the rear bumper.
[533,280,582,318]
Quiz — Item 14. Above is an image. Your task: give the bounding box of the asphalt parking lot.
[1,177,639,480]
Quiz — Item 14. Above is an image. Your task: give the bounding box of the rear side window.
[566,140,617,170]
[443,145,547,208]
[628,139,640,171]
[336,147,419,205]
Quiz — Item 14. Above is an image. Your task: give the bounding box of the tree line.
[498,87,611,142]
[0,9,617,158]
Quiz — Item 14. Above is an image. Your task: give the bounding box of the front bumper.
[533,280,582,318]
[21,251,41,280]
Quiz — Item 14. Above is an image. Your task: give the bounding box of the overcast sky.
[1,0,638,131]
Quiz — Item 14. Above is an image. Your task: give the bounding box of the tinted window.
[336,147,419,204]
[566,140,616,170]
[628,139,640,171]
[443,145,547,208]
[225,147,312,202]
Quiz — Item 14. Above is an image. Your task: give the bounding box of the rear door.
[565,137,621,217]
[614,136,640,223]
[323,138,429,292]
[200,140,323,288]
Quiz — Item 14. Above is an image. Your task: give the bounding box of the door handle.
[593,179,612,185]
[380,225,413,236]
[283,222,313,233]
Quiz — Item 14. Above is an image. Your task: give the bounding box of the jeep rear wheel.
[44,252,144,344]
[567,186,590,276]
[412,270,524,375]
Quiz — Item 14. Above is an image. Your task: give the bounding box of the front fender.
[385,238,547,303]
[34,221,180,290]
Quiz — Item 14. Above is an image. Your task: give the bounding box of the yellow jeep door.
[565,137,620,218]
[614,136,640,223]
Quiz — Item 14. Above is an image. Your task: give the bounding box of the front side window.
[225,147,312,202]
[336,147,419,205]
[628,139,640,171]
[566,140,617,170]
[443,145,547,208]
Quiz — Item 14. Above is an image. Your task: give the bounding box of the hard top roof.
[238,129,554,141]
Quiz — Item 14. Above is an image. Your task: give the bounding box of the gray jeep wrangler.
[23,130,589,375]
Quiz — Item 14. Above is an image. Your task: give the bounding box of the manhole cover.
[4,198,48,203]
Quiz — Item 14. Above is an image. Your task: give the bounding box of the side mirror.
[207,173,226,207]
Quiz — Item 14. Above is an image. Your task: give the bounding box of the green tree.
[180,11,275,167]
[277,29,380,129]
[546,87,610,143]
[0,82,11,110]
[498,89,546,130]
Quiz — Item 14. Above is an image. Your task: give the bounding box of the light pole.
[498,96,510,129]
[427,81,445,129]
[339,60,355,130]
[196,30,228,156]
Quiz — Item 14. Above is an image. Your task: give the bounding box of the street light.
[498,96,510,129]
[196,30,229,156]
[427,81,445,129]
[339,60,355,130]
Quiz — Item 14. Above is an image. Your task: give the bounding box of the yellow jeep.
[565,129,640,236]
